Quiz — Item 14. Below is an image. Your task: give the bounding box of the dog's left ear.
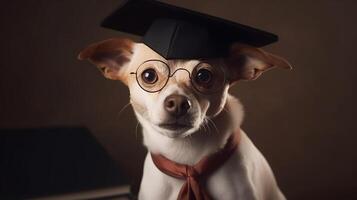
[224,43,292,83]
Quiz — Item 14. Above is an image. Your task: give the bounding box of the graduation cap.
[101,0,278,59]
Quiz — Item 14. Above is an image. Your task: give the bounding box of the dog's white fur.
[79,38,291,200]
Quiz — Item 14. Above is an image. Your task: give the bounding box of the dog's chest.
[139,152,256,200]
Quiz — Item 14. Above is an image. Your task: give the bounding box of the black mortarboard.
[101,0,278,59]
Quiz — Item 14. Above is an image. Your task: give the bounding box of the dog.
[78,37,291,200]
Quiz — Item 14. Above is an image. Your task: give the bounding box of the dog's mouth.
[156,122,196,138]
[157,122,193,131]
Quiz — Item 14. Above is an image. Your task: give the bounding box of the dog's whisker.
[117,102,132,118]
[204,119,212,135]
[198,122,205,135]
[203,118,211,135]
[203,119,209,134]
[207,118,219,135]
[199,120,204,132]
[135,121,140,140]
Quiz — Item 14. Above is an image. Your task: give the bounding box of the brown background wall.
[1,0,356,199]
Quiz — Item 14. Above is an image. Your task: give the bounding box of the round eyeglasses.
[130,59,227,94]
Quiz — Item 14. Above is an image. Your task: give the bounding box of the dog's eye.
[141,68,158,84]
[195,68,213,85]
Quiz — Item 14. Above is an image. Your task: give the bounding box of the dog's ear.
[78,38,134,82]
[225,43,292,83]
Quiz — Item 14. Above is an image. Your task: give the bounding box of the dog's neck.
[137,95,243,165]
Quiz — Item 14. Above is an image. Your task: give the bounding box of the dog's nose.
[164,95,191,117]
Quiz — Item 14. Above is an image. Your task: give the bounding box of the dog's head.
[78,38,291,138]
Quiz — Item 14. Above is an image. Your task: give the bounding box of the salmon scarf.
[151,130,241,200]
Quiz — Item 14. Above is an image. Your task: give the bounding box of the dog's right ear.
[224,43,292,84]
[78,38,134,83]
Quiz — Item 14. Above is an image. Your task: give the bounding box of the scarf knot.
[186,166,198,178]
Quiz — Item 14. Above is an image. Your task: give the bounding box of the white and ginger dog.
[79,37,291,200]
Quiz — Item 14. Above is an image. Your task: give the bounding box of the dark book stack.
[0,127,132,200]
